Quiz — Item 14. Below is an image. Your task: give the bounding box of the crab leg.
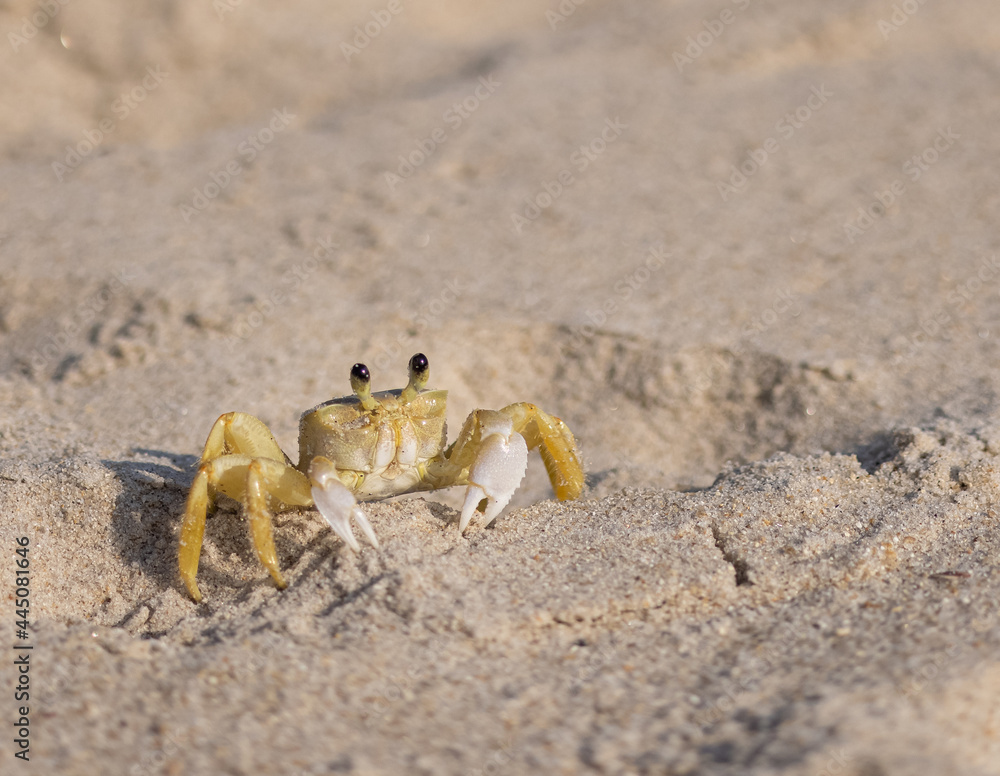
[308,456,380,553]
[179,454,314,601]
[499,403,584,501]
[180,454,252,603]
[199,411,291,468]
[194,412,292,514]
[179,411,306,602]
[179,465,211,602]
[245,458,314,591]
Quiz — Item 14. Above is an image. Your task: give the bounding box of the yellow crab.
[179,353,584,601]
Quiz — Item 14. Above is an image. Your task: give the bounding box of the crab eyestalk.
[350,363,378,411]
[400,353,429,403]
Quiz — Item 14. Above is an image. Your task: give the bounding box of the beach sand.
[1,1,999,773]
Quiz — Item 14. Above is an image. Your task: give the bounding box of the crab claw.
[460,413,529,532]
[309,456,380,552]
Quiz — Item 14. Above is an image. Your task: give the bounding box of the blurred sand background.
[1,0,1000,773]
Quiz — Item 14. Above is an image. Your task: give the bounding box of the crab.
[178,353,584,601]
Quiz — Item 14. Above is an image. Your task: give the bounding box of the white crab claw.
[460,416,529,533]
[309,458,380,552]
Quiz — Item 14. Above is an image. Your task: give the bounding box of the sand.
[1,1,999,773]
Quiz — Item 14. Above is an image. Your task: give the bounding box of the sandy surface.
[2,1,1000,773]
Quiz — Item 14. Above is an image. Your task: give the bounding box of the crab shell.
[298,388,448,500]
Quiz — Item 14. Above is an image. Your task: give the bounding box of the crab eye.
[409,353,429,379]
[401,353,429,403]
[350,363,370,390]
[350,363,377,410]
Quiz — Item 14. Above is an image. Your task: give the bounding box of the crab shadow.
[103,449,198,597]
[414,497,460,528]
